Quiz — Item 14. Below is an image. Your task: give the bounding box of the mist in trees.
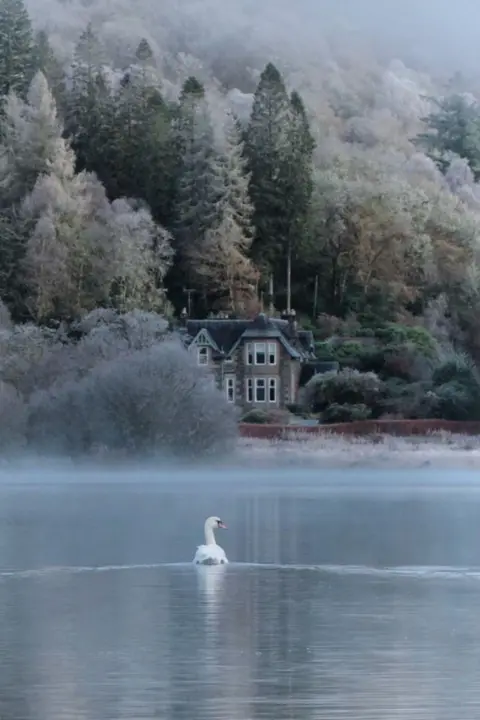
[1,0,480,449]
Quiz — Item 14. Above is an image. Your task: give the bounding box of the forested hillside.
[1,0,480,438]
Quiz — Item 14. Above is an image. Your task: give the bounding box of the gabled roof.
[183,313,315,360]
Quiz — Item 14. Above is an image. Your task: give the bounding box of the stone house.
[179,310,321,412]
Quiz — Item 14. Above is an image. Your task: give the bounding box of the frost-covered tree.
[0,0,33,98]
[108,198,173,312]
[31,30,66,113]
[21,138,110,321]
[281,91,314,310]
[65,23,112,176]
[416,94,480,180]
[192,111,257,312]
[0,70,63,205]
[172,78,223,290]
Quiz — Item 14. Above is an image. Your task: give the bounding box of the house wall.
[190,335,302,412]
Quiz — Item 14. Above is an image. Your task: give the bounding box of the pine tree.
[281,91,314,310]
[65,24,111,176]
[0,0,33,98]
[31,30,66,115]
[245,62,291,274]
[0,70,63,206]
[171,78,223,295]
[192,111,258,312]
[110,40,174,225]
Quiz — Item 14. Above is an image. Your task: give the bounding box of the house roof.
[183,313,315,360]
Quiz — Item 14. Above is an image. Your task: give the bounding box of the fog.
[26,0,480,81]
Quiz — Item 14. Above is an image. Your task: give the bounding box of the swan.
[193,516,228,565]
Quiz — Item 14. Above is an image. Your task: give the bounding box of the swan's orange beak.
[218,521,227,529]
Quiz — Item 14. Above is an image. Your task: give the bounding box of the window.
[254,343,266,365]
[246,378,253,403]
[225,376,235,403]
[224,355,233,364]
[245,343,268,365]
[268,342,277,365]
[255,378,266,402]
[197,346,208,365]
[268,377,277,403]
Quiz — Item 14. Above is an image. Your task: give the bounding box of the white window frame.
[245,343,253,366]
[254,343,266,365]
[246,378,253,403]
[254,377,266,403]
[268,342,277,365]
[268,377,277,403]
[197,346,208,365]
[225,375,235,403]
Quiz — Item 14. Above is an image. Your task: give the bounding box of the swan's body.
[193,516,228,565]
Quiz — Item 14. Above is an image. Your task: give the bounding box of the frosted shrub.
[306,369,384,414]
[28,340,237,458]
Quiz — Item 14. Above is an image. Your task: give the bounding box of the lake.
[0,464,479,718]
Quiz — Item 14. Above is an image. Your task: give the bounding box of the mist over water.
[0,466,480,717]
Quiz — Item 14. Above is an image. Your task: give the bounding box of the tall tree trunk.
[286,239,292,312]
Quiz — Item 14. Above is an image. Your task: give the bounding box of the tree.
[245,62,291,275]
[191,112,258,312]
[171,78,223,295]
[108,41,175,226]
[65,23,112,176]
[31,30,66,114]
[0,0,33,99]
[281,91,314,310]
[0,71,63,206]
[415,94,480,179]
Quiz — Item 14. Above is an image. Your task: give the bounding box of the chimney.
[179,307,188,327]
[288,309,298,339]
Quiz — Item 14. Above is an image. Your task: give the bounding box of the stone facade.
[178,312,319,412]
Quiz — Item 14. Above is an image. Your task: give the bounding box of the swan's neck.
[204,523,216,546]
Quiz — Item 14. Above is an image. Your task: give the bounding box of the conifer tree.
[245,62,291,273]
[281,91,314,310]
[0,0,33,98]
[65,23,111,176]
[31,30,66,114]
[172,77,223,293]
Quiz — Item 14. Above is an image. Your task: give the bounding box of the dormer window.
[245,342,266,365]
[197,346,208,365]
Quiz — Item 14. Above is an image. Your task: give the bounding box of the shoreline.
[236,432,480,469]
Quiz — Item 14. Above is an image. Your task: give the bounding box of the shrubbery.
[0,308,237,457]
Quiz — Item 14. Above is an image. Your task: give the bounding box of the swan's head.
[205,516,227,530]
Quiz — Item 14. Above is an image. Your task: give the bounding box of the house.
[178,310,323,411]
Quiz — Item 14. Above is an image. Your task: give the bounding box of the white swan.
[193,516,228,565]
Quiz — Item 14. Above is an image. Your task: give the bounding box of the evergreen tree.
[416,94,480,179]
[31,30,66,114]
[65,23,112,176]
[245,62,291,276]
[193,112,258,312]
[171,77,223,299]
[0,0,33,99]
[281,91,314,310]
[109,40,175,225]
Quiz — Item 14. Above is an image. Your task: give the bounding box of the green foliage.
[0,0,33,98]
[241,409,271,424]
[307,369,384,415]
[374,323,438,356]
[323,402,372,423]
[416,94,480,179]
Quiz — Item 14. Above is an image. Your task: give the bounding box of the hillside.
[0,0,479,446]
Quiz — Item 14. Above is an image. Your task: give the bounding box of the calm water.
[0,466,479,718]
